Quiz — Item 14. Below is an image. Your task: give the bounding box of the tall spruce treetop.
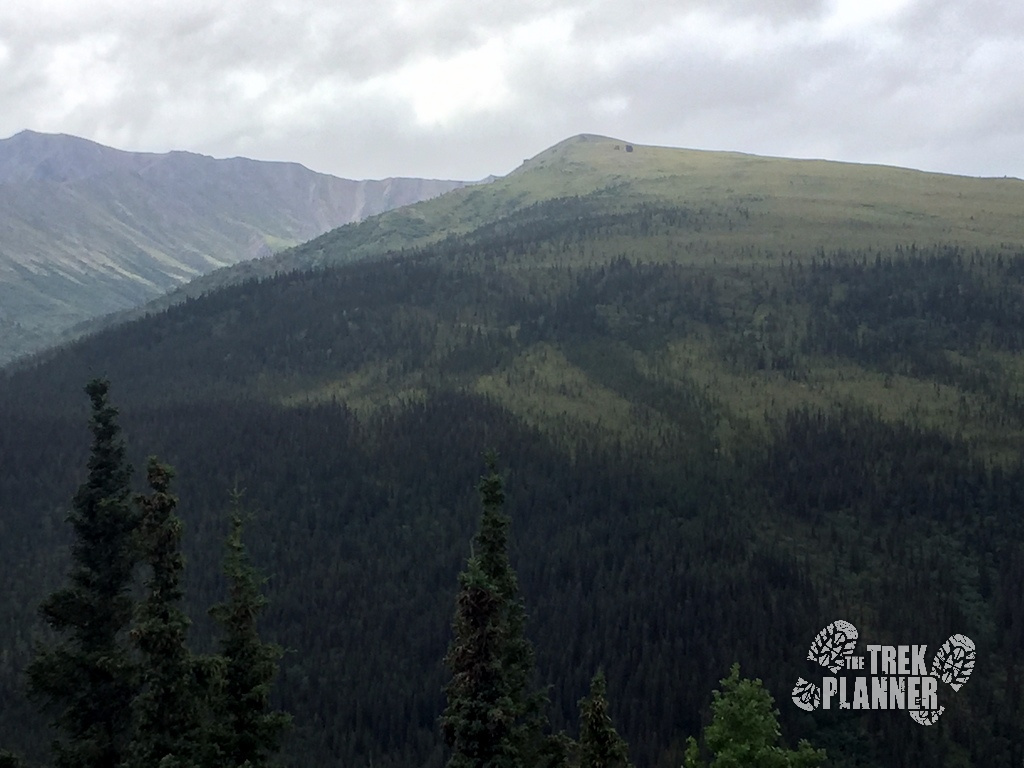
[28,378,139,768]
[578,671,633,768]
[125,459,201,768]
[207,491,291,768]
[442,454,550,768]
[474,453,535,705]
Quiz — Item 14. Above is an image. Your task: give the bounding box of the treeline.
[11,236,1024,422]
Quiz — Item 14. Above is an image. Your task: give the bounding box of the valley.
[2,135,1024,767]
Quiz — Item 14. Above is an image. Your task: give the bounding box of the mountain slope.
[163,132,1024,282]
[79,131,1024,351]
[3,136,1024,767]
[0,130,468,364]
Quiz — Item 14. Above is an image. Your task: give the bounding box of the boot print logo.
[791,620,975,725]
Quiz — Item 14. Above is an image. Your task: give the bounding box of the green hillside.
[181,133,1024,278]
[3,136,1024,767]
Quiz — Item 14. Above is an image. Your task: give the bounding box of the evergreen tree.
[441,555,519,768]
[27,378,139,768]
[474,453,548,750]
[125,459,201,768]
[683,664,825,768]
[442,454,549,768]
[207,491,290,768]
[577,671,632,768]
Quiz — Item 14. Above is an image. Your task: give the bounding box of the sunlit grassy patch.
[654,336,1024,459]
[473,343,639,440]
[281,363,426,415]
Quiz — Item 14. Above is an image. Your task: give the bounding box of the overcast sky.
[1,0,1021,181]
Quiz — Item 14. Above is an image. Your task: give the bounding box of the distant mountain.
[0,130,469,364]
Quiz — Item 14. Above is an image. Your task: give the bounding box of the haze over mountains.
[0,130,468,364]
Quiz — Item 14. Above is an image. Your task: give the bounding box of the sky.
[1,0,1022,181]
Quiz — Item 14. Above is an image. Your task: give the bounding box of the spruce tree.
[578,671,632,768]
[125,459,201,768]
[442,555,519,768]
[207,491,290,768]
[28,378,139,768]
[442,454,550,768]
[474,454,538,727]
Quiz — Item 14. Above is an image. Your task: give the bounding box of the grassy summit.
[156,133,1024,298]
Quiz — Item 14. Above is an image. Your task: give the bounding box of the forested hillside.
[3,136,1024,767]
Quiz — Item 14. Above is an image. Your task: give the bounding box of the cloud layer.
[2,0,1022,180]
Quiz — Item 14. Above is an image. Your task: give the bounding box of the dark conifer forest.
[4,141,1024,767]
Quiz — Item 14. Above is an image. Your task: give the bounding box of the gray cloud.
[1,0,1022,180]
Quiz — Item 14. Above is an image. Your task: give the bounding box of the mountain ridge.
[0,130,470,364]
[104,132,1024,315]
[2,129,475,185]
